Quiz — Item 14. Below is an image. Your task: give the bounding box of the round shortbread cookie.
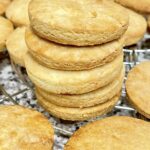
[36,67,124,108]
[0,0,11,15]
[126,62,150,119]
[123,8,147,46]
[0,16,14,52]
[0,105,54,150]
[26,27,123,71]
[65,116,150,150]
[6,27,28,67]
[115,0,150,13]
[37,92,120,121]
[25,53,123,94]
[6,0,30,27]
[29,0,129,46]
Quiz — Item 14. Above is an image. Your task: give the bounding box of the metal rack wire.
[0,34,150,149]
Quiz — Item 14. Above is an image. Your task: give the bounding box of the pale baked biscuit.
[0,16,14,52]
[0,0,11,15]
[37,92,120,121]
[65,116,150,149]
[29,0,129,46]
[25,53,123,94]
[36,68,124,108]
[26,27,123,70]
[126,62,150,119]
[123,8,147,46]
[0,105,54,150]
[6,0,30,27]
[6,27,28,67]
[115,0,150,13]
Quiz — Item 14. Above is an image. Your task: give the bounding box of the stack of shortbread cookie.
[25,0,129,121]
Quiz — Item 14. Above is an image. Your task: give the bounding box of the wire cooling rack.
[0,34,150,149]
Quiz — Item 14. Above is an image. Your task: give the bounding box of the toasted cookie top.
[6,0,30,26]
[29,0,129,46]
[65,116,150,150]
[126,62,150,118]
[0,105,54,150]
[115,0,150,13]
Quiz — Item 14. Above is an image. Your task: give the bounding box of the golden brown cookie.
[123,8,147,46]
[0,0,11,15]
[6,0,30,27]
[6,27,28,67]
[65,116,150,150]
[25,53,123,94]
[115,0,150,13]
[26,27,123,71]
[37,92,120,121]
[126,62,150,119]
[36,67,124,108]
[0,105,54,150]
[0,16,14,52]
[29,0,129,46]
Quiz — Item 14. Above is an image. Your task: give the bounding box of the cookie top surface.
[126,62,150,118]
[6,0,30,27]
[123,8,147,46]
[0,105,54,150]
[65,116,150,150]
[115,0,150,13]
[26,27,123,70]
[29,0,129,46]
[0,16,14,52]
[6,27,28,67]
[0,0,11,15]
